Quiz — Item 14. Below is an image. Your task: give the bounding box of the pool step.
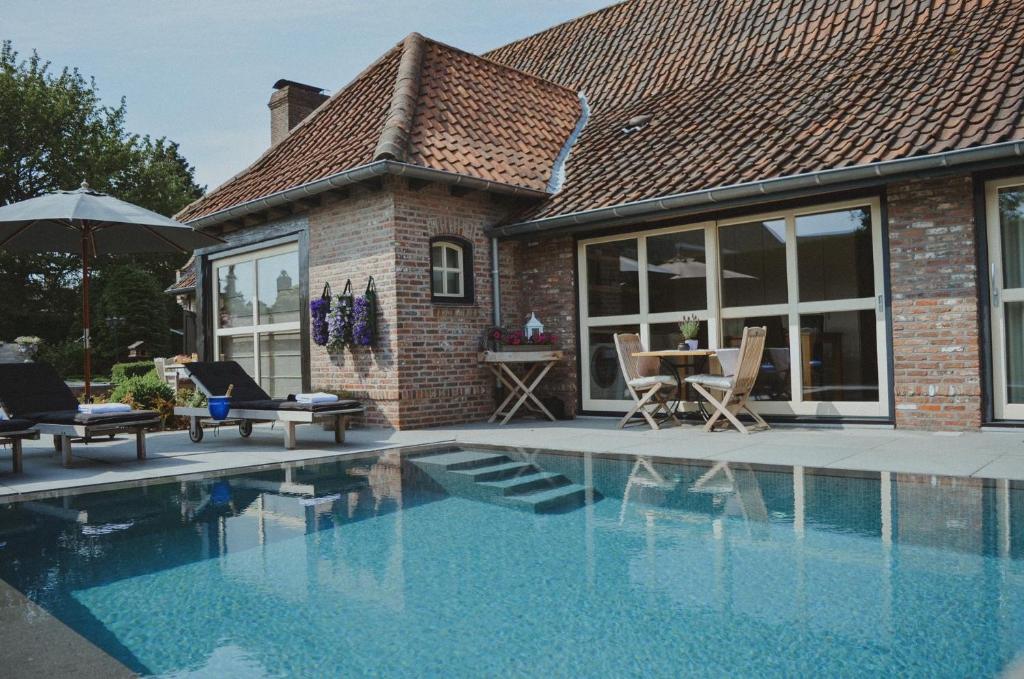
[411,451,599,513]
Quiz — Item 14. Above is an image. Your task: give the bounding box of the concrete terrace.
[2,419,1024,498]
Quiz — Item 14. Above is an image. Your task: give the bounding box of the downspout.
[491,237,501,327]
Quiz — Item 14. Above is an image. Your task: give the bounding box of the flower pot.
[684,339,699,351]
[500,344,546,352]
[208,396,231,421]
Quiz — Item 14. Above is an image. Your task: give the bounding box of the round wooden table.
[631,349,717,421]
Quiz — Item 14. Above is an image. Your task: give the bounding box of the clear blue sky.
[4,0,612,191]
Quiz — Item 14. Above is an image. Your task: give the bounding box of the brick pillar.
[888,175,982,430]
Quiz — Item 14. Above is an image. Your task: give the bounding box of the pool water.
[2,446,1024,677]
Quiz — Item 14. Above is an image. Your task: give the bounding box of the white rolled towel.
[79,403,133,414]
[295,392,339,404]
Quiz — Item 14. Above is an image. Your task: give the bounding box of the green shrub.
[111,361,156,385]
[109,372,174,425]
[175,387,206,408]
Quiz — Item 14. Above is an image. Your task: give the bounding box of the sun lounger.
[174,361,365,449]
[0,418,39,473]
[0,363,159,467]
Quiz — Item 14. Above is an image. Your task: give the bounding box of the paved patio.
[2,418,1024,498]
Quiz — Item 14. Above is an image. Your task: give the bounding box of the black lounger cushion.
[22,410,158,426]
[184,361,270,401]
[0,418,36,434]
[0,362,79,416]
[231,399,364,413]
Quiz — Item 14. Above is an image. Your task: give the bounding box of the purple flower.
[352,295,374,346]
[310,298,330,346]
[328,296,353,349]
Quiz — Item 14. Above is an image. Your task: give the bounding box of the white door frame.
[577,198,890,418]
[987,175,1024,420]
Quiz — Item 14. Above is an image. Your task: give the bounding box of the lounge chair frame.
[613,333,680,430]
[1,427,39,474]
[175,362,365,450]
[687,326,771,434]
[37,419,159,467]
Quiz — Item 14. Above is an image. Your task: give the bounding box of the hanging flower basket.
[310,282,331,346]
[328,280,354,349]
[352,276,378,347]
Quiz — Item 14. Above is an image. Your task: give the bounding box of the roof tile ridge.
[373,32,426,162]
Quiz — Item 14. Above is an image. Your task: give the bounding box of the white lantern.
[524,312,544,339]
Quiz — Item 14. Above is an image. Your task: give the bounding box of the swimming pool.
[2,445,1023,677]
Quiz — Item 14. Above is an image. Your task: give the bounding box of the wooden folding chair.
[613,333,680,430]
[685,326,770,434]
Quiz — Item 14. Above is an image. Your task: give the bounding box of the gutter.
[186,160,548,229]
[491,139,1024,237]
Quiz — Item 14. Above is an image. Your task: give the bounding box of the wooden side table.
[480,350,563,424]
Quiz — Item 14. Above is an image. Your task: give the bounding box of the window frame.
[211,242,302,396]
[429,236,474,304]
[577,196,888,418]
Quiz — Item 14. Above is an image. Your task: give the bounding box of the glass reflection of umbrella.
[619,255,755,279]
[0,182,223,400]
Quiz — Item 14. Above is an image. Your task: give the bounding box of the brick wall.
[888,174,982,430]
[507,236,579,417]
[392,182,508,428]
[308,185,400,425]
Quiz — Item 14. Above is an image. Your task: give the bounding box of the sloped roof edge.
[185,160,548,229]
[491,139,1024,237]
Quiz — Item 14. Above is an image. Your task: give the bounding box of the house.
[172,0,1024,431]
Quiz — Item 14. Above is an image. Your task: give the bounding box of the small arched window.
[430,236,473,304]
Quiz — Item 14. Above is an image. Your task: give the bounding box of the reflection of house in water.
[892,473,984,554]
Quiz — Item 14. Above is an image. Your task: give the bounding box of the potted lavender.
[678,315,701,351]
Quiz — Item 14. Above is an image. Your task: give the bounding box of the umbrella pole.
[82,226,92,403]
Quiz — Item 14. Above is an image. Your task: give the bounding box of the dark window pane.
[257,251,300,325]
[431,270,443,294]
[1000,186,1024,289]
[431,244,443,267]
[586,241,640,317]
[796,208,874,302]
[719,220,788,307]
[587,325,639,400]
[799,311,878,402]
[217,261,254,328]
[647,230,707,313]
[649,321,709,351]
[722,316,791,401]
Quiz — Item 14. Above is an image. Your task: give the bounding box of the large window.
[578,199,888,417]
[213,243,301,397]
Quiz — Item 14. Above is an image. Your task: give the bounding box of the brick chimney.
[268,80,328,146]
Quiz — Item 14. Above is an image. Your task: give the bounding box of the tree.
[94,264,170,366]
[0,41,204,373]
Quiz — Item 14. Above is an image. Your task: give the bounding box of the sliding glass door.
[987,177,1024,420]
[578,198,889,417]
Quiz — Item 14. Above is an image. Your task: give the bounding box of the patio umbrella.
[0,181,222,400]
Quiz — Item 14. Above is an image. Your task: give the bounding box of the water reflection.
[1,448,1023,677]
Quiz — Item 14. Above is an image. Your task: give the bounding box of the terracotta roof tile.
[182,0,1024,227]
[178,35,580,222]
[485,0,1024,222]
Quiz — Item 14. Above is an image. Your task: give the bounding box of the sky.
[3,0,613,191]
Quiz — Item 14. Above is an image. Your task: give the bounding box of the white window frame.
[578,197,889,417]
[211,242,301,394]
[986,175,1024,420]
[431,241,465,298]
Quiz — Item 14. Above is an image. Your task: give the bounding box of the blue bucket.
[208,396,231,421]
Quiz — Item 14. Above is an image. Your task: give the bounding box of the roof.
[180,0,1024,230]
[165,257,196,294]
[482,0,1024,223]
[177,34,581,223]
